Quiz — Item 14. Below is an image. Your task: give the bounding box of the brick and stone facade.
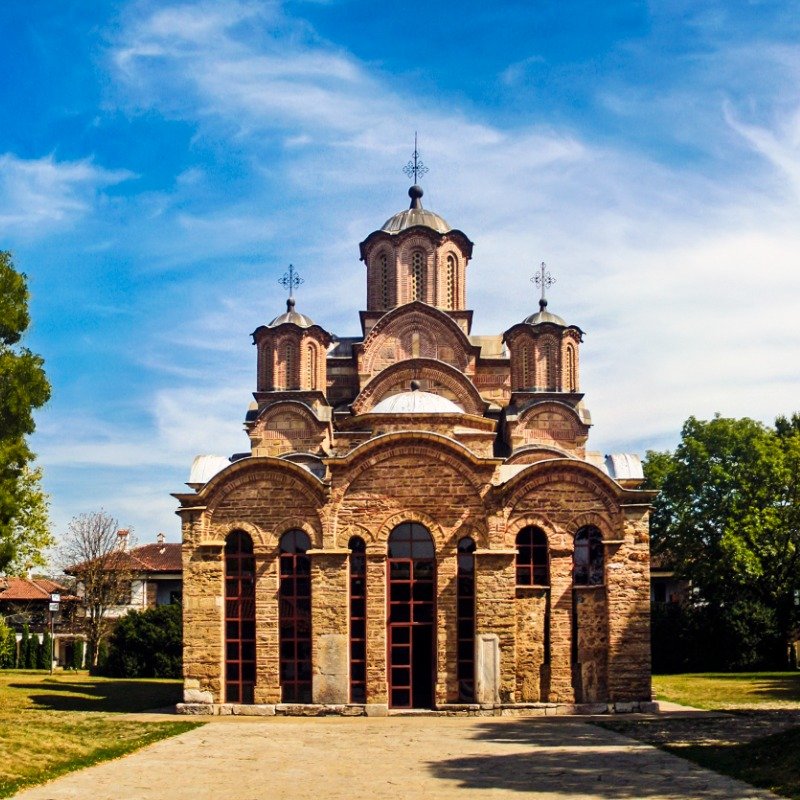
[175,184,655,716]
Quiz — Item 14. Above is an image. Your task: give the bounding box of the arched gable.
[251,401,326,437]
[351,358,488,416]
[498,458,622,516]
[359,302,476,376]
[199,457,326,510]
[513,401,590,447]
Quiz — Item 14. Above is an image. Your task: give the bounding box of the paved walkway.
[12,716,780,800]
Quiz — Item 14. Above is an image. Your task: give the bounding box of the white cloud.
[0,153,132,235]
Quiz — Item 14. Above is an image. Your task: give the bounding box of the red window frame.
[349,536,367,703]
[279,529,312,703]
[225,530,256,704]
[516,526,549,586]
[456,537,475,702]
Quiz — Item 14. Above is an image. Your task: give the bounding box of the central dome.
[380,185,451,235]
[369,389,463,414]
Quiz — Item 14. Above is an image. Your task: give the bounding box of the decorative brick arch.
[202,458,327,514]
[360,302,474,375]
[504,513,559,549]
[351,358,487,416]
[217,520,266,548]
[270,517,323,550]
[376,510,446,548]
[334,432,492,496]
[564,511,617,543]
[499,459,621,516]
[252,401,325,438]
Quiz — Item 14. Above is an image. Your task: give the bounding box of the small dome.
[523,298,566,327]
[370,389,463,414]
[380,185,451,235]
[268,297,315,329]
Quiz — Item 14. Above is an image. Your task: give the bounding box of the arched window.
[456,537,475,702]
[279,529,312,702]
[565,344,577,392]
[380,252,391,308]
[349,536,367,703]
[411,250,425,302]
[305,343,317,390]
[283,340,297,390]
[446,254,457,308]
[520,345,531,389]
[515,527,549,586]
[225,531,255,703]
[573,526,604,586]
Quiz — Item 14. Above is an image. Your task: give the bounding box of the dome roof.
[380,185,451,235]
[268,297,315,329]
[523,299,566,327]
[369,385,463,414]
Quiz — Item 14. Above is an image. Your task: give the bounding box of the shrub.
[103,603,182,678]
[0,620,16,668]
[71,639,85,670]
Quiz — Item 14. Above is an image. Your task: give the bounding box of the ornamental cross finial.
[402,132,429,183]
[279,263,304,298]
[531,261,555,307]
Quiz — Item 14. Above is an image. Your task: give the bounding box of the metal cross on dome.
[531,261,556,303]
[279,263,304,298]
[402,132,429,183]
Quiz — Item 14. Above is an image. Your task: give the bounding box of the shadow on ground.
[10,679,182,713]
[425,718,777,798]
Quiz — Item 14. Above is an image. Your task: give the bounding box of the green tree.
[18,624,30,669]
[0,618,16,668]
[647,415,800,667]
[0,252,52,573]
[39,628,52,670]
[71,639,84,670]
[103,603,182,678]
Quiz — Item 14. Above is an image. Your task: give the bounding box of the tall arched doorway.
[387,522,436,709]
[279,529,312,703]
[225,530,256,704]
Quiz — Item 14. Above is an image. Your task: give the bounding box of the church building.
[175,176,655,715]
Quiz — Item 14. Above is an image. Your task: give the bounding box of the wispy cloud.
[0,153,132,236]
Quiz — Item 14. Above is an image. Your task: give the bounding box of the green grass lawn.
[650,671,800,799]
[0,670,201,798]
[654,671,800,709]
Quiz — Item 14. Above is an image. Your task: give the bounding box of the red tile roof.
[127,543,182,572]
[0,577,70,601]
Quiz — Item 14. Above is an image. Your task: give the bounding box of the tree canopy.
[0,251,52,573]
[644,414,800,668]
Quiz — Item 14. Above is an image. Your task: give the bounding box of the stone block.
[475,633,500,704]
[183,689,214,704]
[232,704,276,716]
[313,633,349,704]
[176,703,214,716]
[365,703,389,717]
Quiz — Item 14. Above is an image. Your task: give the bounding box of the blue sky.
[2,0,800,545]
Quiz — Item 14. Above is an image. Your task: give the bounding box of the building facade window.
[224,530,256,704]
[411,250,425,302]
[515,527,549,586]
[446,253,457,308]
[573,526,604,586]
[306,343,317,390]
[565,344,577,392]
[279,529,312,702]
[380,252,391,308]
[456,536,475,702]
[349,535,367,703]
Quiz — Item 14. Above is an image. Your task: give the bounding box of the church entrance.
[387,522,436,709]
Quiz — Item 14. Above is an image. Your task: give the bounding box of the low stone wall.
[176,700,660,717]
